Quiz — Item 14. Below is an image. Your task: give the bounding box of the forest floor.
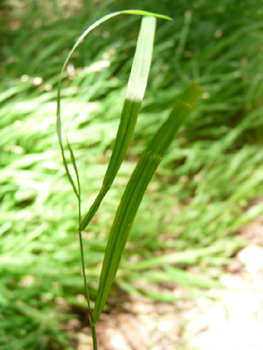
[73,216,263,350]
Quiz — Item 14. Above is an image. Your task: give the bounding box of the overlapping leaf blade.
[80,15,158,230]
[93,83,203,322]
[56,11,171,208]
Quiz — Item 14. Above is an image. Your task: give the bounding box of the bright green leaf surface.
[93,83,203,323]
[80,15,157,231]
[56,11,171,204]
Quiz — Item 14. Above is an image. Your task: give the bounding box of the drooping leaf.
[56,11,172,203]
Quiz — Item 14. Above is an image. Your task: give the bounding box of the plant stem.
[78,200,98,350]
[91,322,98,350]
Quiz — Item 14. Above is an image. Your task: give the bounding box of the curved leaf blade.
[56,11,171,200]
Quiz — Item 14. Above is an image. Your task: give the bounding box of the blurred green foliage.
[1,0,263,348]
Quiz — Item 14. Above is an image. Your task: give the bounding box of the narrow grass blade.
[56,11,171,200]
[80,16,157,230]
[117,278,217,302]
[122,240,240,270]
[93,83,203,323]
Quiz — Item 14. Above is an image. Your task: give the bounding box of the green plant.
[2,1,263,348]
[56,10,202,349]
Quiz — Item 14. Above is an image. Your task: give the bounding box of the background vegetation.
[1,0,263,348]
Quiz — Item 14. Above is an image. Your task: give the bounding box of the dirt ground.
[74,216,263,350]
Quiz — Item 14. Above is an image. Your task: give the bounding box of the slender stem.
[78,198,98,350]
[91,322,98,350]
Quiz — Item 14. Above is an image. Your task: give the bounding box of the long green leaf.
[56,10,172,203]
[93,83,203,323]
[80,15,158,230]
[122,239,240,270]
